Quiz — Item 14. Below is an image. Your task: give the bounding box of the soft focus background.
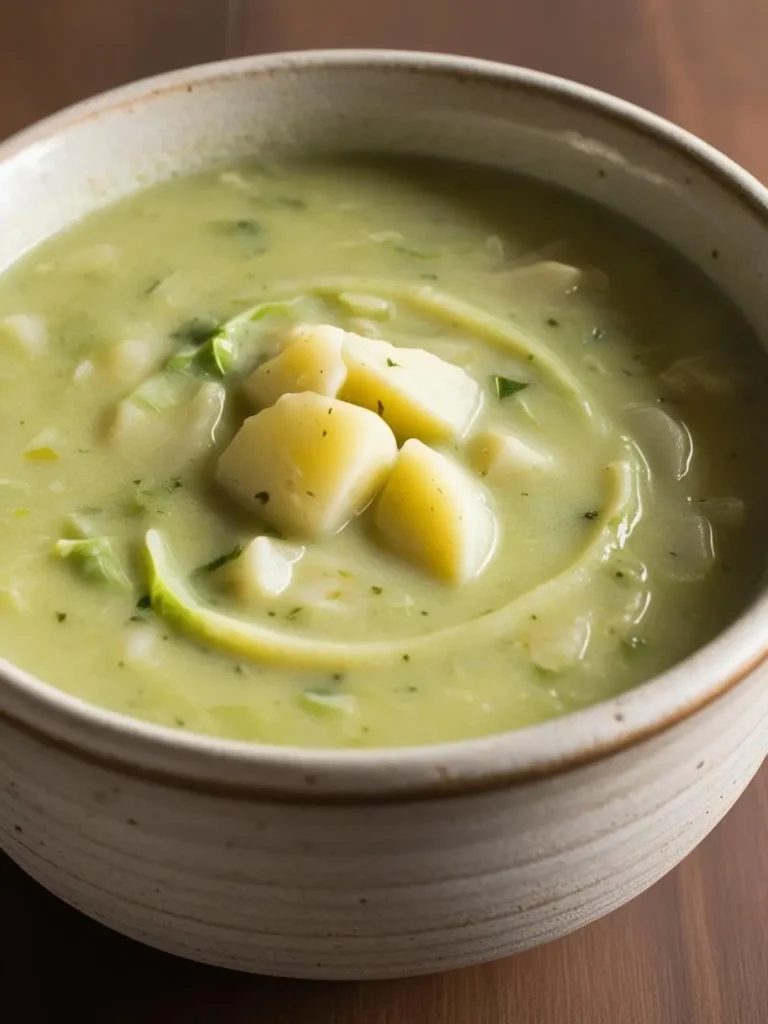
[1,2,766,1021]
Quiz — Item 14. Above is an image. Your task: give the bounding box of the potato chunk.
[215,537,305,600]
[242,324,348,408]
[340,333,483,442]
[374,439,497,583]
[468,428,554,478]
[216,392,398,537]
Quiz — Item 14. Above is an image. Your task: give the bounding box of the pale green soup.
[0,157,766,748]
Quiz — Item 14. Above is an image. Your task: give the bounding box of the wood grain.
[0,1,766,1021]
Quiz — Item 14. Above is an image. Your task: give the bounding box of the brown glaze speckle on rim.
[1,50,768,802]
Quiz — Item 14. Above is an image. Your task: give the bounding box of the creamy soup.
[0,157,766,748]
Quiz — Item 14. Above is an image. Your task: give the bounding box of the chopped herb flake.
[196,545,243,575]
[491,375,529,399]
[136,594,151,610]
[371,586,383,595]
[386,358,400,368]
[55,612,67,623]
[377,400,385,416]
[582,510,599,520]
[254,492,270,505]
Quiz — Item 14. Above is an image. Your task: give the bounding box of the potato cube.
[216,392,398,537]
[243,324,348,408]
[468,428,554,478]
[340,333,483,442]
[215,537,305,600]
[374,439,497,584]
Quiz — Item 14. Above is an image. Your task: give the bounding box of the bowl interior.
[1,50,768,797]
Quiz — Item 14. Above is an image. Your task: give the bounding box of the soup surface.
[0,157,766,748]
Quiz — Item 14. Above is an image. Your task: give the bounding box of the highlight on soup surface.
[0,156,766,748]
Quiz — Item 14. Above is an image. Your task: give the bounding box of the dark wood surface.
[1,2,767,1021]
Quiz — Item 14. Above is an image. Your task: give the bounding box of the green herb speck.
[491,375,529,399]
[195,545,243,575]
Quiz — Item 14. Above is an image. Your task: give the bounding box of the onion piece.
[691,496,745,528]
[625,405,693,481]
[659,355,734,399]
[526,613,593,672]
[662,514,715,581]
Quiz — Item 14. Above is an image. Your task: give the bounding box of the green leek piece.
[53,537,130,588]
[143,457,639,669]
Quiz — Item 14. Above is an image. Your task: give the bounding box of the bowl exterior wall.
[1,663,765,978]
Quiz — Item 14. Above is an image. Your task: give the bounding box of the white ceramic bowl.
[1,50,767,980]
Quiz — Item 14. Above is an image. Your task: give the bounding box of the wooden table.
[1,3,766,1021]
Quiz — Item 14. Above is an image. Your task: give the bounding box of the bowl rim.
[2,48,768,802]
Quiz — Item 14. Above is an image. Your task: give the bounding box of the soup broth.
[0,156,766,748]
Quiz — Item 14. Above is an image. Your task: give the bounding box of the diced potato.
[374,439,497,584]
[167,382,226,469]
[106,336,161,386]
[109,379,224,472]
[216,536,305,600]
[243,324,348,408]
[340,332,483,442]
[0,314,48,358]
[468,428,554,478]
[216,392,398,537]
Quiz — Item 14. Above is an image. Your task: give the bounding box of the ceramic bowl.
[0,51,767,980]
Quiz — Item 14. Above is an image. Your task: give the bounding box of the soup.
[0,157,766,748]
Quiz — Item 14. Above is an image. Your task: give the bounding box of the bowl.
[0,50,767,980]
